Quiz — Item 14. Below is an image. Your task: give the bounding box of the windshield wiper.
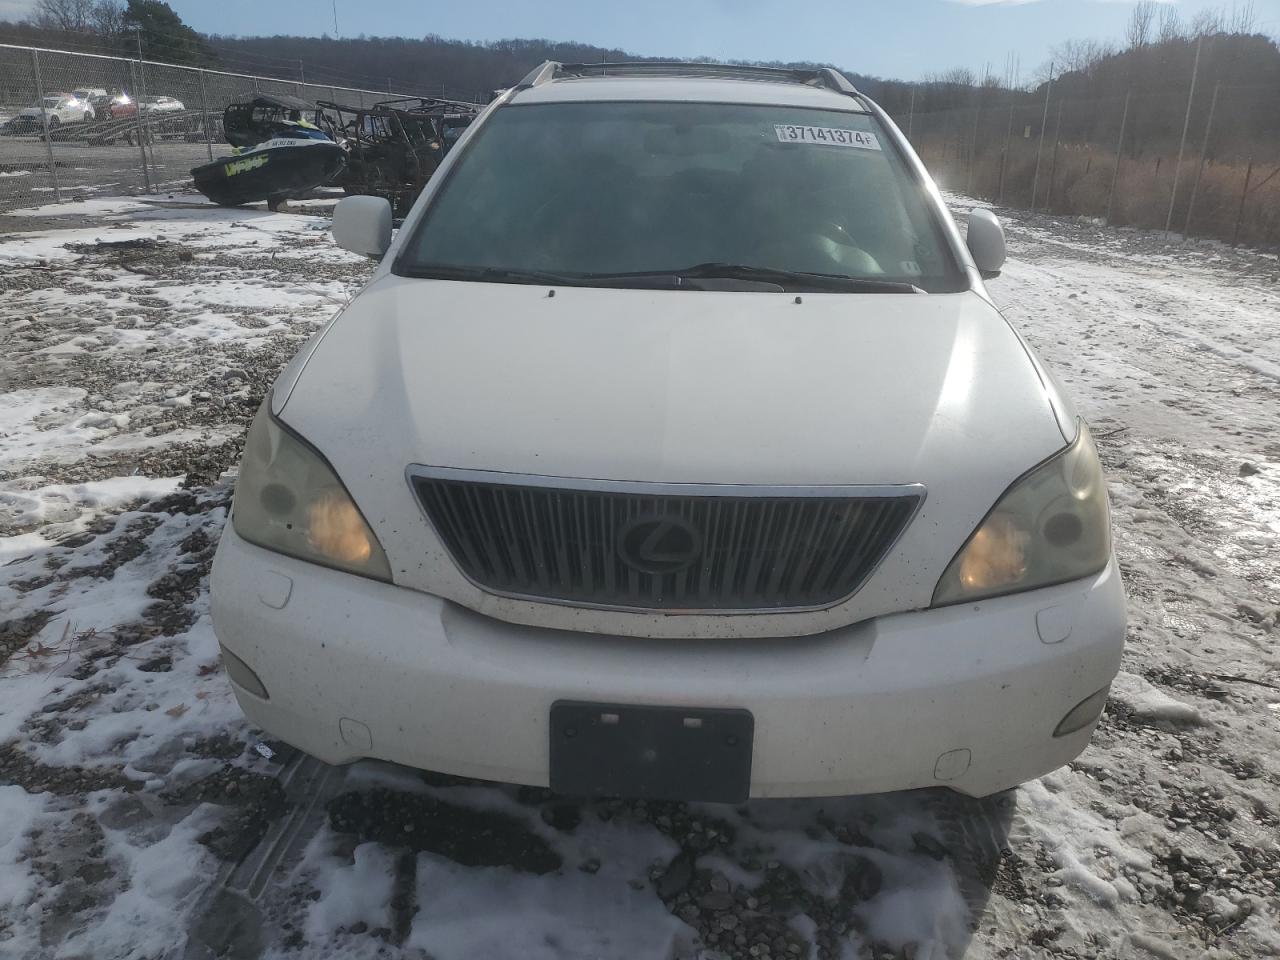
[589,262,923,293]
[399,263,590,286]
[400,263,692,290]
[400,262,920,293]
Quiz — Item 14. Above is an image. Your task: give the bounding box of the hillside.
[2,12,1277,171]
[206,33,919,107]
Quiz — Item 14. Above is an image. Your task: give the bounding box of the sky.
[8,0,1280,82]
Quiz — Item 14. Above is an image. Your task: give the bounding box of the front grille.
[411,471,921,612]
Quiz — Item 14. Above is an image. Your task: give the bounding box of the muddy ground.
[0,196,1277,960]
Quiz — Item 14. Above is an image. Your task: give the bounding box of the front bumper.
[210,526,1126,799]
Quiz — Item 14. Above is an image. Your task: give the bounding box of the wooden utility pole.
[1029,62,1054,211]
[1105,89,1131,226]
[1165,35,1203,237]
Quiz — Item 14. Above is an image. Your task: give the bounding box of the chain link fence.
[892,82,1280,247]
[0,43,468,213]
[7,42,1278,248]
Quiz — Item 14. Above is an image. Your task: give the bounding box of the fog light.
[220,645,269,700]
[1053,685,1110,737]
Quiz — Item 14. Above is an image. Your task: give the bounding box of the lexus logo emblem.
[617,515,703,575]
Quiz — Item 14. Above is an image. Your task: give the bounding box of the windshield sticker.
[774,125,881,150]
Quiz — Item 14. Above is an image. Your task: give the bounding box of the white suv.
[211,62,1125,802]
[16,93,94,129]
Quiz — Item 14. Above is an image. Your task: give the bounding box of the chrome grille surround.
[408,467,925,614]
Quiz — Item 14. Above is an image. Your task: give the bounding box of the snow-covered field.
[0,195,1277,960]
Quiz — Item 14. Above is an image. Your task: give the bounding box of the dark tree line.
[3,1,214,64]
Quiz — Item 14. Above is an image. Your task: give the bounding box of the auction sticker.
[774,124,881,150]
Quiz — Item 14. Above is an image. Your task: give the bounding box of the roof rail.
[514,60,860,97]
[515,60,560,90]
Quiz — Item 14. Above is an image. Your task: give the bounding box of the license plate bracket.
[549,701,754,803]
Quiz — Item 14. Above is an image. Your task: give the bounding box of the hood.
[277,276,1071,637]
[284,275,1065,484]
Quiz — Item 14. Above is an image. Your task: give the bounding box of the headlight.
[232,398,391,581]
[932,421,1110,605]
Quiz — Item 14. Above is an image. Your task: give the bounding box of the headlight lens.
[232,399,391,581]
[932,421,1110,606]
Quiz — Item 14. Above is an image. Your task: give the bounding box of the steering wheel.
[749,222,885,276]
[814,220,859,247]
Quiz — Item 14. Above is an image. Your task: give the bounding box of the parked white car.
[211,61,1126,802]
[141,95,185,113]
[16,93,93,128]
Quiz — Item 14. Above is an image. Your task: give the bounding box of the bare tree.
[91,0,126,38]
[1228,1,1258,34]
[1028,59,1056,88]
[1002,51,1021,91]
[934,67,977,89]
[32,0,97,31]
[1190,8,1224,38]
[1157,5,1185,44]
[1126,1,1157,48]
[1052,38,1115,77]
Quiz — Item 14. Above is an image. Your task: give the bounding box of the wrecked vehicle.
[317,97,478,214]
[192,136,345,209]
[221,93,326,148]
[191,93,344,210]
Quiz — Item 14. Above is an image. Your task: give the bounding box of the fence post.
[998,96,1014,203]
[1105,89,1131,226]
[1165,35,1203,238]
[1232,158,1252,247]
[198,68,214,161]
[128,60,152,195]
[1183,81,1220,239]
[134,30,158,190]
[1046,99,1063,211]
[1029,62,1053,211]
[906,85,915,140]
[30,49,62,202]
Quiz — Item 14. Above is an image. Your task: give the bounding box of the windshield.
[397,101,965,292]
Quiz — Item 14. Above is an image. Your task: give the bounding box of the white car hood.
[278,275,1072,638]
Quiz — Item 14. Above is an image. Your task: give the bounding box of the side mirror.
[966,207,1006,279]
[332,195,393,259]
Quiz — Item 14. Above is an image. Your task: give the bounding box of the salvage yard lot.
[0,195,1278,959]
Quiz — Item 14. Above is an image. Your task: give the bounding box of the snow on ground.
[0,196,1278,960]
